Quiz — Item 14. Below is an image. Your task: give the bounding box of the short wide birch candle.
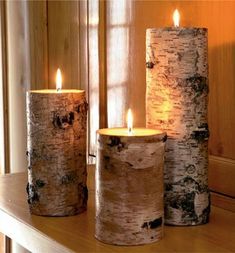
[146,10,210,225]
[95,110,167,245]
[26,69,88,216]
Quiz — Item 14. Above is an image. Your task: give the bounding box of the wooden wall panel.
[211,192,235,213]
[98,0,107,129]
[79,0,88,93]
[47,1,80,89]
[28,1,48,90]
[105,1,235,203]
[209,156,235,197]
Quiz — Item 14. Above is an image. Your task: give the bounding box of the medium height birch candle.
[95,110,167,245]
[26,69,88,216]
[146,10,210,226]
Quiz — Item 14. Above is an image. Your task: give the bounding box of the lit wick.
[56,68,62,92]
[127,109,133,135]
[173,9,180,27]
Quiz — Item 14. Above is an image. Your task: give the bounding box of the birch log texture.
[146,28,210,226]
[26,90,88,216]
[95,128,166,245]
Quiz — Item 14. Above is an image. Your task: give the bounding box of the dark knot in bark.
[107,136,126,152]
[186,74,209,96]
[165,183,173,191]
[78,183,88,206]
[146,61,155,69]
[36,179,45,188]
[141,217,162,229]
[26,148,51,163]
[108,136,121,147]
[61,171,78,185]
[162,134,167,143]
[52,111,74,129]
[201,203,210,224]
[165,177,210,221]
[191,128,210,142]
[104,155,110,162]
[165,178,198,220]
[82,185,88,206]
[26,183,39,204]
[76,101,88,113]
[185,164,196,174]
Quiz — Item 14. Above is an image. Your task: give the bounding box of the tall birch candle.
[26,69,88,216]
[95,109,167,245]
[146,10,210,226]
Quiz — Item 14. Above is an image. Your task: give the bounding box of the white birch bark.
[146,28,210,225]
[26,91,87,216]
[95,130,166,245]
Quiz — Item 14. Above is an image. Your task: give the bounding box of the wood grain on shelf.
[0,171,234,253]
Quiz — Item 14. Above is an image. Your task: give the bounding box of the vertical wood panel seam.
[46,0,49,89]
[86,0,92,162]
[85,0,90,160]
[98,0,107,128]
[4,236,10,253]
[0,0,10,175]
[77,1,80,89]
[1,1,11,252]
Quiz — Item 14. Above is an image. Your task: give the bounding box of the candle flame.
[173,9,180,27]
[56,68,62,92]
[127,109,133,135]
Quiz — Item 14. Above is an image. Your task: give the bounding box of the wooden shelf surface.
[0,170,235,253]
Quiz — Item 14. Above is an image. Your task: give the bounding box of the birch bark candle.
[26,69,88,216]
[146,10,210,226]
[95,109,167,245]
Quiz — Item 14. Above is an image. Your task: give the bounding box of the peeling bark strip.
[95,130,166,245]
[146,28,210,225]
[26,91,87,216]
